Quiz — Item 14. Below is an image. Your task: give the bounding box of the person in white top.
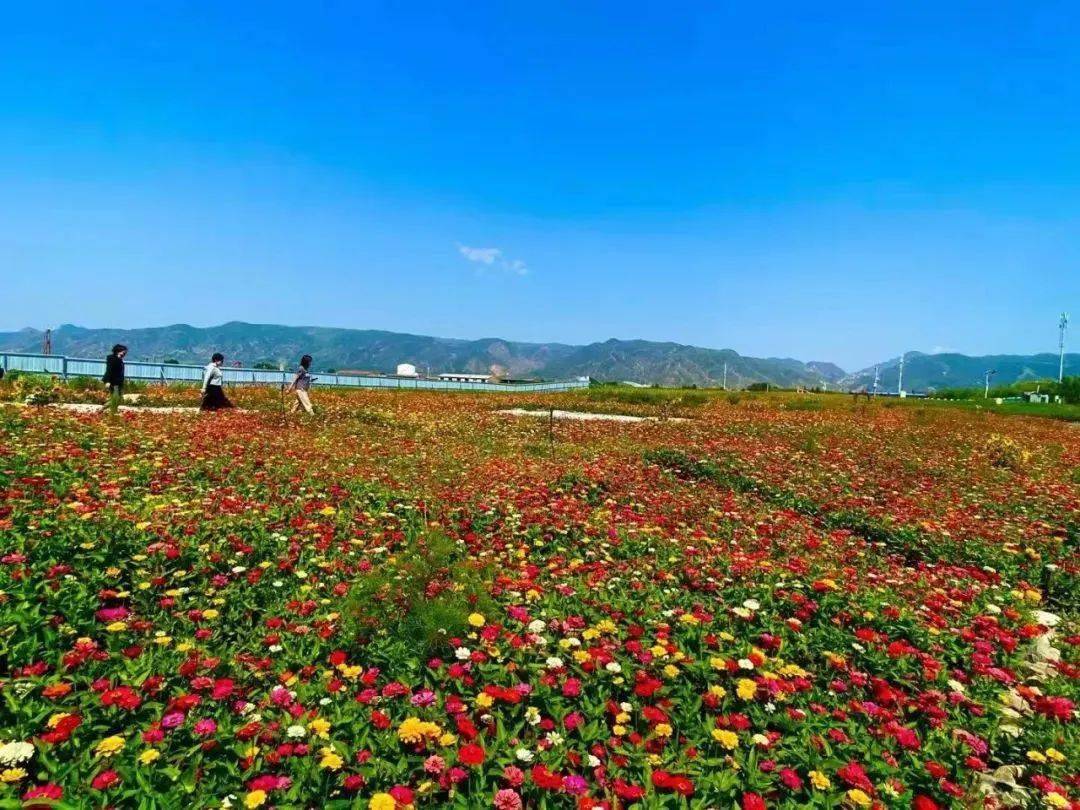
[200,353,234,411]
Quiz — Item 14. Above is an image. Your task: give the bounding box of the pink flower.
[502,765,525,788]
[493,789,523,810]
[411,689,436,707]
[193,718,217,736]
[162,712,185,729]
[562,774,588,794]
[424,755,446,774]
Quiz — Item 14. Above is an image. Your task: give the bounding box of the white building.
[395,363,418,377]
[438,372,492,383]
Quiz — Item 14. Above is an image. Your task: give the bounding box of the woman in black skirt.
[200,353,234,411]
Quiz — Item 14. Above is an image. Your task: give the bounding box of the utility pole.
[872,365,880,397]
[1060,312,1069,383]
[42,328,52,356]
[722,362,728,391]
[984,369,996,399]
[897,352,905,396]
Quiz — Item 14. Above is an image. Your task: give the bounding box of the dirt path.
[498,408,686,423]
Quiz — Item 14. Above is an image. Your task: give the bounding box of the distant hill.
[0,322,845,388]
[3,323,1069,389]
[841,351,1080,393]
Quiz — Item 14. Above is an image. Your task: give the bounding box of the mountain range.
[0,323,1072,390]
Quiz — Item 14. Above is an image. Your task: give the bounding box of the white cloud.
[457,244,528,276]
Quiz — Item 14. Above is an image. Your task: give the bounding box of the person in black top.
[102,344,127,404]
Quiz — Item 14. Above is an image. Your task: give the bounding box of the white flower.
[605,661,622,673]
[588,754,601,767]
[732,607,751,619]
[545,656,564,669]
[455,647,471,660]
[738,658,754,670]
[286,725,306,738]
[0,741,35,766]
[619,702,633,713]
[545,732,564,746]
[525,707,541,726]
[742,599,760,610]
[515,748,534,763]
[527,620,546,634]
[268,644,283,653]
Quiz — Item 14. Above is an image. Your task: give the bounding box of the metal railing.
[0,352,589,393]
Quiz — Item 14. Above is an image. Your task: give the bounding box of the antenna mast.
[1060,312,1069,383]
[42,328,52,356]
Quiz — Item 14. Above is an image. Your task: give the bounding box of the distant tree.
[324,368,337,374]
[163,358,180,365]
[253,362,277,370]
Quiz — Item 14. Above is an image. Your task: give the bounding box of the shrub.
[343,529,495,663]
[984,434,1030,470]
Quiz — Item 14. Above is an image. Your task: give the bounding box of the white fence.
[0,352,589,393]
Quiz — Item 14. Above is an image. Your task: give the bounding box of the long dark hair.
[300,354,312,369]
[111,344,127,356]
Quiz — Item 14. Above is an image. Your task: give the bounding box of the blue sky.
[2,1,1077,370]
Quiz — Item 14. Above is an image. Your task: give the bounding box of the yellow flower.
[369,793,396,810]
[244,790,267,808]
[467,613,486,627]
[318,747,344,770]
[663,664,679,678]
[709,656,727,670]
[711,728,739,750]
[308,718,331,739]
[105,621,127,633]
[1027,750,1047,763]
[202,609,219,620]
[737,679,757,700]
[654,723,673,738]
[0,768,27,782]
[438,733,457,747]
[1045,748,1066,763]
[138,749,161,765]
[809,771,831,790]
[709,685,727,699]
[95,736,125,757]
[337,663,363,680]
[846,789,871,807]
[1046,793,1069,809]
[612,724,627,736]
[475,693,494,709]
[397,717,441,744]
[319,506,337,516]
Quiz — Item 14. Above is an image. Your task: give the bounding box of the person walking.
[102,344,127,407]
[200,353,234,411]
[287,354,316,414]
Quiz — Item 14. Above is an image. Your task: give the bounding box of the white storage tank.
[396,363,418,377]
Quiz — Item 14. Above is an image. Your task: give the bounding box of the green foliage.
[343,529,495,664]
